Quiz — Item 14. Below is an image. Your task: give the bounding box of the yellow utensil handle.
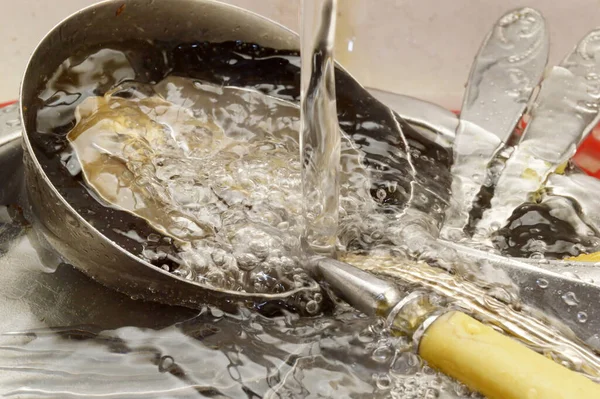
[418,311,600,399]
[566,251,600,262]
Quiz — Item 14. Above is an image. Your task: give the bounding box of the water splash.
[475,29,600,241]
[343,253,600,381]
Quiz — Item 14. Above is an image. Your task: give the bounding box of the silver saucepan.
[19,0,455,313]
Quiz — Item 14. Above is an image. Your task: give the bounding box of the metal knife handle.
[441,8,548,240]
[476,28,600,238]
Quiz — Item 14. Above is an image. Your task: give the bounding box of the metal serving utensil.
[441,8,549,240]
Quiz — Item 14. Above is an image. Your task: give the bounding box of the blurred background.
[2,0,600,109]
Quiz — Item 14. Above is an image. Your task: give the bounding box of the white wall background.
[2,0,600,109]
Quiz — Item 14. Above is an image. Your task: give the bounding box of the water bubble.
[305,300,319,314]
[158,355,175,372]
[536,278,549,289]
[236,253,260,271]
[374,373,392,390]
[577,311,588,323]
[372,343,393,363]
[280,256,296,271]
[172,265,194,279]
[249,240,270,260]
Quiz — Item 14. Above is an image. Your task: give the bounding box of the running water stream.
[300,0,340,256]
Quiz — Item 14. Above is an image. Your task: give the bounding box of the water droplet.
[562,291,579,306]
[577,311,588,323]
[536,278,549,289]
[561,271,580,280]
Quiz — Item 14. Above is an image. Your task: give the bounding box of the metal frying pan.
[20,0,317,311]
[19,0,455,312]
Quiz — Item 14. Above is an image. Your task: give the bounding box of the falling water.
[300,0,341,256]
